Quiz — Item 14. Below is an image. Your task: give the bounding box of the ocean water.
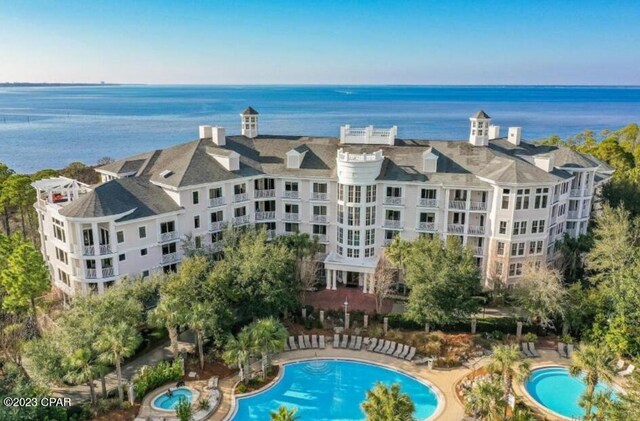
[0,85,639,173]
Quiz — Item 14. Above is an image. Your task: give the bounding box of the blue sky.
[1,0,639,84]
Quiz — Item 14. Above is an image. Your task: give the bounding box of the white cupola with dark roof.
[240,106,259,138]
[469,110,491,146]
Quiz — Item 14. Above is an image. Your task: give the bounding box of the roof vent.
[533,154,555,172]
[508,127,522,146]
[488,125,501,139]
[160,170,173,178]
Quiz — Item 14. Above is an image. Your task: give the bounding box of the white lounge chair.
[528,342,540,358]
[619,364,635,377]
[311,335,318,349]
[298,335,306,349]
[557,342,567,358]
[382,341,392,354]
[386,342,397,355]
[355,336,362,350]
[413,356,430,365]
[404,347,416,361]
[399,345,410,359]
[374,340,386,353]
[333,334,340,349]
[341,335,349,348]
[393,344,404,358]
[289,336,297,350]
[304,335,312,348]
[616,359,626,370]
[205,376,218,390]
[521,342,534,358]
[349,336,357,349]
[567,343,574,358]
[319,335,325,349]
[368,338,378,351]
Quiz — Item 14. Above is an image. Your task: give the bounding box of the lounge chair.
[368,338,378,351]
[413,356,430,365]
[619,364,635,377]
[349,336,357,350]
[298,335,306,349]
[319,335,326,349]
[205,376,218,390]
[404,347,416,361]
[393,344,404,358]
[289,336,298,350]
[333,334,340,349]
[528,342,540,358]
[399,345,410,359]
[355,336,362,350]
[521,342,534,358]
[567,343,574,358]
[382,341,393,354]
[284,340,290,351]
[311,335,318,349]
[341,335,349,348]
[616,359,626,370]
[386,342,397,355]
[374,340,386,353]
[304,335,312,348]
[557,342,567,358]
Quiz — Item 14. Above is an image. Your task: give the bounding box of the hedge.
[132,358,184,400]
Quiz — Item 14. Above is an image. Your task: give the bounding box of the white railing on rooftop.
[340,125,397,145]
[337,149,384,162]
[255,189,276,198]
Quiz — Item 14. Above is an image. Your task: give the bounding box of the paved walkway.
[304,287,394,313]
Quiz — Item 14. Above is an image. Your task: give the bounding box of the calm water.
[232,360,440,420]
[0,85,639,173]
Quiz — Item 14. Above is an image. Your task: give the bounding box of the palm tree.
[487,344,531,411]
[149,293,184,359]
[463,379,506,421]
[270,405,299,421]
[568,344,616,420]
[361,383,415,421]
[95,321,142,402]
[63,347,100,404]
[386,235,411,285]
[222,326,253,383]
[250,317,288,380]
[187,302,214,370]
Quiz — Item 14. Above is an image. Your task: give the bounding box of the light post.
[344,297,349,328]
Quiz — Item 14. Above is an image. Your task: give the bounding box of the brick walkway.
[304,286,394,313]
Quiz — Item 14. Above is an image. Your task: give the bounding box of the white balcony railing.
[98,244,112,255]
[313,234,328,243]
[209,221,224,232]
[283,191,299,199]
[159,231,178,243]
[469,201,487,211]
[82,245,95,256]
[570,188,584,197]
[383,238,393,246]
[254,189,275,199]
[284,213,299,221]
[255,211,276,221]
[233,215,250,225]
[311,192,328,201]
[160,252,179,265]
[449,200,467,210]
[312,214,328,223]
[101,267,114,278]
[234,192,249,202]
[418,198,438,208]
[567,211,580,219]
[208,197,225,208]
[383,197,403,206]
[447,224,465,233]
[85,268,97,279]
[474,247,484,256]
[383,219,402,229]
[467,225,486,235]
[417,222,436,231]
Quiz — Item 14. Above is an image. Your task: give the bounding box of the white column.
[91,223,99,256]
[325,269,331,290]
[331,270,337,290]
[363,273,369,294]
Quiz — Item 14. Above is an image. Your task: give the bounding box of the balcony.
[283,213,299,222]
[85,268,97,279]
[553,193,560,204]
[160,252,180,265]
[209,221,224,232]
[447,224,465,234]
[383,197,403,206]
[312,214,328,223]
[283,191,299,199]
[469,201,487,211]
[449,200,467,210]
[418,198,438,208]
[233,215,250,225]
[473,247,484,256]
[159,231,178,243]
[211,242,223,253]
[208,197,225,208]
[81,245,95,256]
[567,210,580,219]
[255,211,276,221]
[101,267,115,278]
[417,222,436,231]
[383,238,393,247]
[313,234,328,243]
[254,189,276,199]
[467,225,486,235]
[98,244,112,255]
[383,219,402,229]
[234,192,249,202]
[311,192,328,201]
[570,188,584,197]
[266,230,276,240]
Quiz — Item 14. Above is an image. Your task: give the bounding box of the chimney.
[211,126,226,146]
[199,125,212,139]
[488,125,501,139]
[533,154,555,172]
[508,127,522,146]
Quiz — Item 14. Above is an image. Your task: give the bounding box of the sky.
[1,0,639,85]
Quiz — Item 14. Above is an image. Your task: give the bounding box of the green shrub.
[523,332,538,342]
[237,383,248,393]
[132,358,184,400]
[175,396,193,421]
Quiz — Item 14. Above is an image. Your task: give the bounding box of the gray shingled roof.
[59,178,182,220]
[472,110,491,119]
[241,106,259,115]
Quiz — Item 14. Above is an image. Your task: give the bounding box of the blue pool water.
[232,359,440,420]
[525,366,618,419]
[151,387,193,411]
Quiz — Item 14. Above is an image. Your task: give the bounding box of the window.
[529,240,544,255]
[209,187,223,199]
[420,212,435,223]
[138,226,146,238]
[57,269,70,286]
[366,185,377,203]
[347,230,360,246]
[338,184,344,201]
[421,189,437,199]
[313,182,327,194]
[531,219,546,233]
[499,221,508,234]
[337,227,343,243]
[285,204,298,214]
[140,248,148,256]
[53,225,66,242]
[234,183,246,194]
[347,248,360,258]
[194,236,202,249]
[210,210,223,222]
[509,263,523,277]
[513,221,526,235]
[337,245,343,256]
[55,247,68,264]
[313,205,327,217]
[194,215,200,229]
[160,221,175,233]
[347,207,360,226]
[511,242,525,256]
[497,241,505,256]
[346,186,361,203]
[192,191,199,205]
[501,189,510,209]
[365,229,375,246]
[142,270,150,278]
[119,253,126,261]
[116,231,124,243]
[364,247,375,257]
[337,205,344,224]
[312,224,327,235]
[515,189,530,210]
[495,262,503,276]
[386,186,402,198]
[534,187,549,209]
[365,207,376,225]
[285,223,299,233]
[161,242,177,255]
[285,181,298,192]
[234,206,247,217]
[385,209,400,221]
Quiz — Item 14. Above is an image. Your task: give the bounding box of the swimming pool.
[151,387,194,411]
[524,366,618,419]
[231,359,441,420]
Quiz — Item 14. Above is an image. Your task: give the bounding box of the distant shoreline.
[0,82,122,87]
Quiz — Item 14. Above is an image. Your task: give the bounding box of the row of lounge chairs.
[284,334,326,351]
[367,338,416,361]
[332,334,363,350]
[520,342,540,358]
[616,359,635,377]
[557,342,574,359]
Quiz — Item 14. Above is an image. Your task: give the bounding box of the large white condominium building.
[34,108,613,300]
